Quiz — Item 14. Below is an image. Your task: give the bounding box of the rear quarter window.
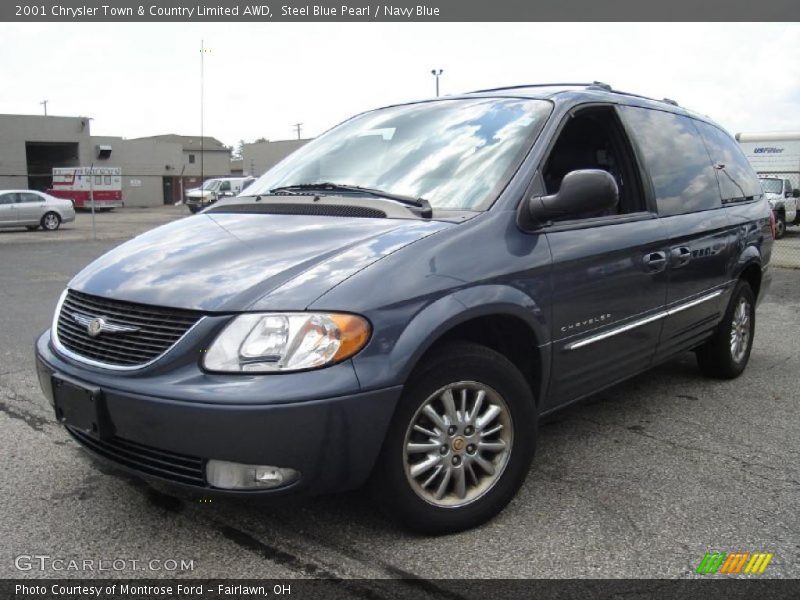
[620,106,721,216]
[693,121,761,202]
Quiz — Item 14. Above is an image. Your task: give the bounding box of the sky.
[1,22,798,148]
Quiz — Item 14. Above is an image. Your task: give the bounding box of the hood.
[68,213,451,311]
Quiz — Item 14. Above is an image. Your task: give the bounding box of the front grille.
[67,427,206,486]
[56,289,202,368]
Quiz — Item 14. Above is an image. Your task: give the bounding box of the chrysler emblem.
[72,312,140,337]
[87,317,105,337]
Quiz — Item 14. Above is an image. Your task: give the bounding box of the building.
[242,138,311,177]
[0,114,93,192]
[0,114,231,207]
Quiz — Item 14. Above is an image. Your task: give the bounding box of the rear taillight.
[768,211,776,239]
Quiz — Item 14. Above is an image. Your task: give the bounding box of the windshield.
[202,180,221,191]
[759,178,783,194]
[246,98,552,211]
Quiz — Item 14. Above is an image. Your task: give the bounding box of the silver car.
[0,190,76,231]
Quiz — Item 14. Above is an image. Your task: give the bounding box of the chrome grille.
[56,289,202,367]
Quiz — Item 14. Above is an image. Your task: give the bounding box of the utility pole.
[200,40,210,192]
[430,69,444,97]
[40,100,48,116]
[293,123,303,140]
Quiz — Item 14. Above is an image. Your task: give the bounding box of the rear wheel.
[774,211,786,239]
[696,281,755,379]
[41,212,61,231]
[371,342,536,534]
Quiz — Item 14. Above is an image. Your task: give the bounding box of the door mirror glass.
[524,169,619,228]
[793,189,800,198]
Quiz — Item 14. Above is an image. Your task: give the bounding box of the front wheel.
[371,342,536,534]
[696,281,755,379]
[41,212,61,231]
[188,205,201,214]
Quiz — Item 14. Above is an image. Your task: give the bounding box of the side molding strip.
[565,289,723,351]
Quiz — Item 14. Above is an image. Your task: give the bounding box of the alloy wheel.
[403,381,513,508]
[729,297,751,364]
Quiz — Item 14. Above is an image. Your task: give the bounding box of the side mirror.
[519,169,619,229]
[793,189,799,198]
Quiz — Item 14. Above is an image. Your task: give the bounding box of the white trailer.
[737,132,800,237]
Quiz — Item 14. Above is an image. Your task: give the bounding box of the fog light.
[205,459,300,490]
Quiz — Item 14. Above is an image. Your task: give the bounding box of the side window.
[541,105,645,220]
[0,193,16,205]
[219,181,231,192]
[19,193,40,203]
[785,180,792,195]
[694,120,761,202]
[95,176,102,186]
[620,106,720,216]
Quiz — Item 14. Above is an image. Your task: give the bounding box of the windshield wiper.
[269,182,432,215]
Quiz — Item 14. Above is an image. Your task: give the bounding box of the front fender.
[351,284,550,397]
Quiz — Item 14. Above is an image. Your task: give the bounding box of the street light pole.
[430,69,443,97]
[40,100,48,116]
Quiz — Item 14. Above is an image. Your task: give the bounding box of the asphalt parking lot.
[0,208,798,580]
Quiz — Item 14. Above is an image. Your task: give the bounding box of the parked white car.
[0,190,76,231]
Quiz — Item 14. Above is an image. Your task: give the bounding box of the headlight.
[203,312,371,373]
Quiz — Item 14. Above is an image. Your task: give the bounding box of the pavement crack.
[0,399,51,432]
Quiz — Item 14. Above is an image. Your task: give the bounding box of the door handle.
[671,246,692,268]
[643,251,667,272]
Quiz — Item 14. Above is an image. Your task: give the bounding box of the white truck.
[184,176,256,213]
[737,131,800,238]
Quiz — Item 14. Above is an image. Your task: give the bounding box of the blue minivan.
[35,83,773,533]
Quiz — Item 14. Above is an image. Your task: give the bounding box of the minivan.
[35,83,773,533]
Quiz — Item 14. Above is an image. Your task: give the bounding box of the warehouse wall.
[91,136,183,208]
[242,139,310,177]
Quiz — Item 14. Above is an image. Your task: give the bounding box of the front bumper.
[35,330,401,496]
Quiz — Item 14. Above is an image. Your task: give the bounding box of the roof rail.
[587,81,613,91]
[467,82,683,109]
[468,82,603,94]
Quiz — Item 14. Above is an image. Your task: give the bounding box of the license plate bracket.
[52,375,113,439]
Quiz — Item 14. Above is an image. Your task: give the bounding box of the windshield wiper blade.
[269,182,432,213]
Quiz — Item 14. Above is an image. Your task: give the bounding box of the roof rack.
[467,82,682,109]
[468,82,606,94]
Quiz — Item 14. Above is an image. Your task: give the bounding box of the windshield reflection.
[246,99,552,211]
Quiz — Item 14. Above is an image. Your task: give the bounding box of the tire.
[26,225,39,231]
[370,342,536,534]
[188,205,201,214]
[41,212,61,231]
[774,212,786,239]
[696,281,755,379]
